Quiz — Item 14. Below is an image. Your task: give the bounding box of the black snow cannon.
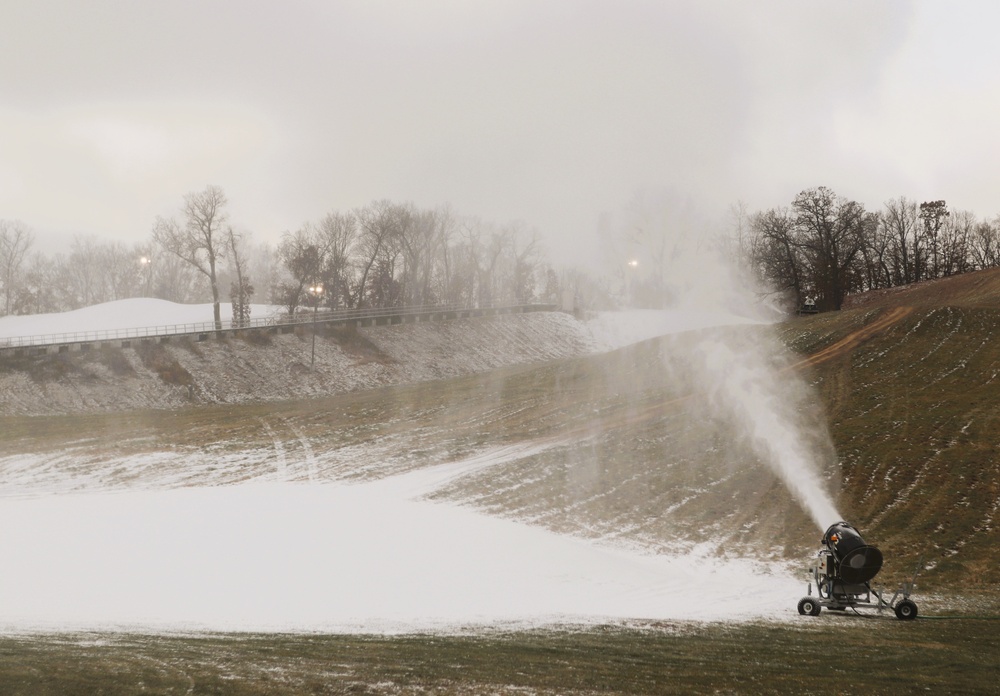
[797,521,920,620]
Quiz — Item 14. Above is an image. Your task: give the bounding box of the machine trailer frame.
[797,522,921,620]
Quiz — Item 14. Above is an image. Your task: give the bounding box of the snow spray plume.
[694,333,842,530]
[611,189,843,530]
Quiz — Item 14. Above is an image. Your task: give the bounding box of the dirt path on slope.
[788,306,914,371]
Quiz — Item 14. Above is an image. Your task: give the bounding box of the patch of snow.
[0,447,802,633]
[0,300,799,633]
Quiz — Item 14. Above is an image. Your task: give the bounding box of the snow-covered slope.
[0,300,805,633]
[0,300,759,416]
[0,452,800,633]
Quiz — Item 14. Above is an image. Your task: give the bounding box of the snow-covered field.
[0,449,800,633]
[0,298,283,342]
[0,300,800,633]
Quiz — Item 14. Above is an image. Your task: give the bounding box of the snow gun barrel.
[822,521,884,584]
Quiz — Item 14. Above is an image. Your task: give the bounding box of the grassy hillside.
[842,265,1000,310]
[777,269,1000,588]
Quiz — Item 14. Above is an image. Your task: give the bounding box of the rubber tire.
[798,598,821,616]
[894,599,918,621]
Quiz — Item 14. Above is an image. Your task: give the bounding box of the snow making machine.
[797,521,920,620]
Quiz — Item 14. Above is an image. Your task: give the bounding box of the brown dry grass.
[843,266,1000,310]
[135,342,195,386]
[1,616,998,694]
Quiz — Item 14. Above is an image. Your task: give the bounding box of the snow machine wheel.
[797,598,821,616]
[894,599,918,621]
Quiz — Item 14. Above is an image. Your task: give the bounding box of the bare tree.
[431,205,458,305]
[919,200,949,278]
[940,209,974,277]
[854,211,890,292]
[316,211,357,308]
[969,218,1000,270]
[226,228,254,328]
[723,199,756,270]
[276,228,324,315]
[152,185,229,329]
[0,219,35,315]
[399,207,444,306]
[881,197,919,285]
[460,219,507,307]
[63,238,146,305]
[354,200,403,308]
[245,241,281,307]
[154,252,204,303]
[541,264,560,305]
[104,242,149,301]
[508,225,542,304]
[62,235,108,308]
[10,251,58,315]
[749,207,803,308]
[445,233,477,306]
[456,218,486,306]
[792,187,866,311]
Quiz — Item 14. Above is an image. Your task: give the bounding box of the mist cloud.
[3,1,995,269]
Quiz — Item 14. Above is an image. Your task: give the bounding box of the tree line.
[271,198,548,317]
[738,187,1000,311]
[0,186,558,325]
[8,184,1000,322]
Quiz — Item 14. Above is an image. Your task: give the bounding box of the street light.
[308,283,324,367]
[626,259,638,306]
[140,256,152,297]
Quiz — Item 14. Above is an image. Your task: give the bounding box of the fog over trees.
[0,187,558,321]
[3,184,1000,322]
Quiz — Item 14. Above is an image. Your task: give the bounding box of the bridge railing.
[0,303,555,350]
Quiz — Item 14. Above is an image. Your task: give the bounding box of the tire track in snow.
[366,441,562,500]
[257,417,288,481]
[281,417,318,482]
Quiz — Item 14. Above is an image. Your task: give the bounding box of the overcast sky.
[2,1,999,267]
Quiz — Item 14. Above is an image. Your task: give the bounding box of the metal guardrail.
[0,303,556,351]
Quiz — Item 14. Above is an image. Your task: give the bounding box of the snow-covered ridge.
[0,300,758,416]
[0,298,283,341]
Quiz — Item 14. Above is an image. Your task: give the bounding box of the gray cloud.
[3,1,995,268]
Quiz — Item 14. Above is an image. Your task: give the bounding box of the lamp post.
[308,283,324,367]
[140,256,152,297]
[627,259,638,307]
